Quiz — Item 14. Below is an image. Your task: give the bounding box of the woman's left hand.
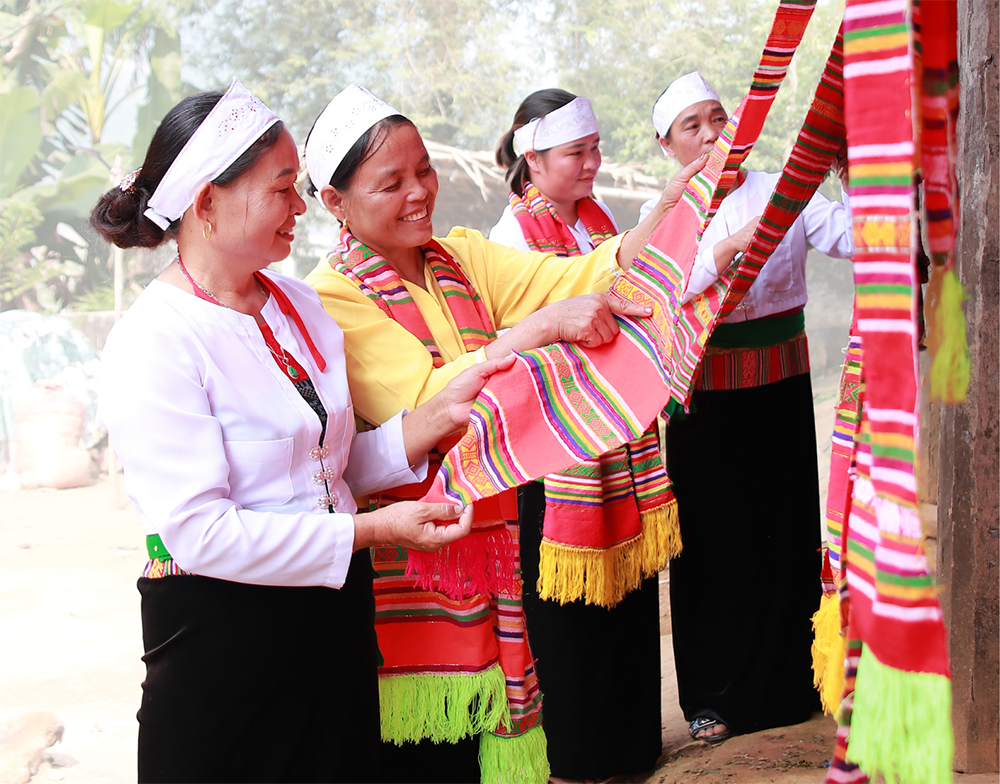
[438,354,517,431]
[659,154,710,212]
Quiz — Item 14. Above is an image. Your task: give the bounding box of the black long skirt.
[518,481,663,779]
[664,373,822,736]
[136,550,380,783]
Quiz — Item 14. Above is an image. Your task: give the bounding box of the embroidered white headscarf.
[304,84,399,191]
[512,96,599,156]
[144,78,279,230]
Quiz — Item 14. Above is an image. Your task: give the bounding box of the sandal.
[689,715,731,744]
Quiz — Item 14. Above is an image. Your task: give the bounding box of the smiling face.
[328,123,438,264]
[211,128,306,268]
[661,100,728,166]
[527,131,602,210]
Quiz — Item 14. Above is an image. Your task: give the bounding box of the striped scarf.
[509,185,679,606]
[508,183,617,256]
[822,1,955,781]
[418,0,828,508]
[329,227,547,783]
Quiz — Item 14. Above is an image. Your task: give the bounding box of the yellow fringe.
[537,500,681,607]
[925,266,971,403]
[810,591,847,715]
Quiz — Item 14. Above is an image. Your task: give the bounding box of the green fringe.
[479,725,550,784]
[927,267,971,404]
[847,646,954,784]
[379,664,510,744]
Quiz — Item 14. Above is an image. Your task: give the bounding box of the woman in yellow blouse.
[303,84,700,784]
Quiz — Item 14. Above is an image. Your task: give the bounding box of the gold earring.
[203,222,212,240]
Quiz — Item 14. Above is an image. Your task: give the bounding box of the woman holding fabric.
[92,80,511,783]
[641,71,853,743]
[488,88,669,780]
[303,84,703,783]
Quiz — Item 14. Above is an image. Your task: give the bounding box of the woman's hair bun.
[90,179,168,249]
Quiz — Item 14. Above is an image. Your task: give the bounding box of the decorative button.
[313,467,337,484]
[309,445,330,461]
[316,493,339,508]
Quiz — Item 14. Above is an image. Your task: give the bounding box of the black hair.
[303,114,414,198]
[90,91,285,249]
[495,88,577,197]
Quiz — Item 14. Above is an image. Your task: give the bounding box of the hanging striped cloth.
[419,0,837,510]
[508,183,680,606]
[833,0,954,780]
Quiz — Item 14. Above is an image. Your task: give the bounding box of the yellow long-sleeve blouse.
[305,226,624,427]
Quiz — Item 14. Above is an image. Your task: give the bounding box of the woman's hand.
[354,501,474,552]
[619,154,709,270]
[437,355,517,431]
[402,355,517,461]
[713,215,760,273]
[659,153,711,213]
[529,293,652,349]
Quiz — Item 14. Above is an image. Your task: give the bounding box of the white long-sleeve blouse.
[638,170,852,321]
[98,271,426,590]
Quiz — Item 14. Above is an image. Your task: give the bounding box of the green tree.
[179,0,526,149]
[0,0,182,312]
[539,0,843,175]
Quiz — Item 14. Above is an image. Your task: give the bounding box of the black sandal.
[689,715,731,744]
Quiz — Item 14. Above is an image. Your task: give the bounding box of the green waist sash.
[708,309,805,349]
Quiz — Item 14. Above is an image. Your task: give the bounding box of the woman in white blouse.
[91,81,506,784]
[641,72,852,746]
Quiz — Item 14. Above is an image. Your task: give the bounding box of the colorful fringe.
[537,493,679,607]
[811,590,847,715]
[480,725,550,784]
[848,646,953,784]
[379,664,509,744]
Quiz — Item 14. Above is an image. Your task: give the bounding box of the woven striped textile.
[507,184,679,606]
[329,227,547,779]
[825,318,863,576]
[834,1,954,779]
[508,183,617,256]
[420,4,850,516]
[696,331,809,391]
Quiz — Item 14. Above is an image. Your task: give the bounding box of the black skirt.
[136,549,380,783]
[518,481,663,779]
[665,373,823,736]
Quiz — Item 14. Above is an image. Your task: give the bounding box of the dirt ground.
[1,379,995,784]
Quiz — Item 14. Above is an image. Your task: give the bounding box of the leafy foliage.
[0,0,183,312]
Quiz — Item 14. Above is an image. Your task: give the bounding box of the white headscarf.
[144,79,279,230]
[304,84,400,191]
[512,97,599,156]
[651,71,722,141]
